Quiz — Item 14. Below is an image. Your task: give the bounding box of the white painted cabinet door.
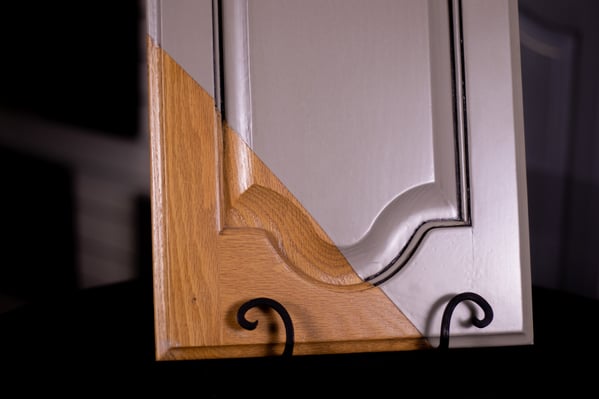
[148,0,532,352]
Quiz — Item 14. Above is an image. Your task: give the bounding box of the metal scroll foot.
[237,297,295,357]
[438,292,494,350]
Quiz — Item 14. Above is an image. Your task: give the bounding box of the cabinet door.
[146,0,532,360]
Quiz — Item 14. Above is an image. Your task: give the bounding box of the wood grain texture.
[147,36,430,360]
[223,123,368,289]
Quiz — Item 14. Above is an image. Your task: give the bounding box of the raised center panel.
[221,0,467,281]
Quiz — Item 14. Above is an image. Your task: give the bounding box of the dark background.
[0,1,597,394]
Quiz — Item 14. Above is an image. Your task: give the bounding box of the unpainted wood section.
[147,36,169,359]
[160,337,430,360]
[223,124,368,289]
[148,38,430,359]
[148,37,221,358]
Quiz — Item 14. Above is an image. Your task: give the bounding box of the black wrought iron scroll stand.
[437,292,494,350]
[236,292,493,356]
[237,297,295,357]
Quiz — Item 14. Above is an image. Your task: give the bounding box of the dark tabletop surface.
[0,278,596,396]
